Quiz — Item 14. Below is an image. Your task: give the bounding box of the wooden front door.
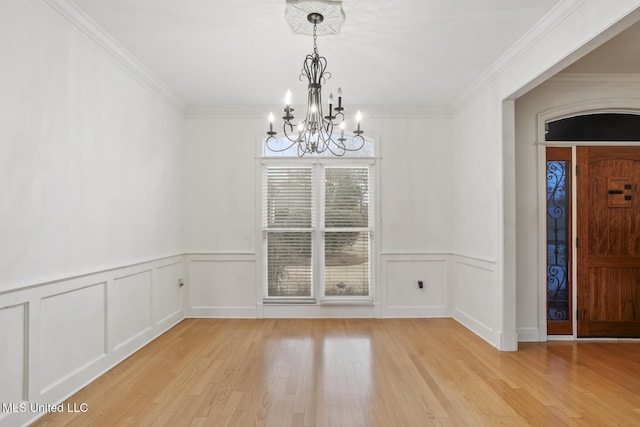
[577,146,640,337]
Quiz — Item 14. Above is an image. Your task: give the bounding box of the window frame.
[545,147,573,335]
[259,156,377,305]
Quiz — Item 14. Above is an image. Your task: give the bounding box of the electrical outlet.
[418,280,424,289]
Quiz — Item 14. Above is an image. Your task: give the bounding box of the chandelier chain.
[312,22,318,55]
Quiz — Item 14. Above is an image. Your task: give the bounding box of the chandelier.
[266,12,364,157]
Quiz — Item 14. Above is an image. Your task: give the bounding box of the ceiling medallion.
[285,0,345,36]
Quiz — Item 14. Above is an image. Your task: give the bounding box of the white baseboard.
[383,306,451,318]
[188,306,257,318]
[262,304,375,318]
[516,327,541,342]
[453,308,502,349]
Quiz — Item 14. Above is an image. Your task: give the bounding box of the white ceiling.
[71,0,566,108]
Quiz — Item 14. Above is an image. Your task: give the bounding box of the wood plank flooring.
[32,318,640,426]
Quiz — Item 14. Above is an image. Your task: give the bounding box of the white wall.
[450,88,503,345]
[0,2,185,425]
[182,110,453,318]
[183,115,258,253]
[514,75,640,341]
[450,0,640,350]
[0,0,184,292]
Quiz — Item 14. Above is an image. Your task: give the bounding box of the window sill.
[263,298,316,304]
[262,297,373,306]
[320,297,373,306]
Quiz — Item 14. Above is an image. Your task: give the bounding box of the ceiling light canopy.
[266,1,364,157]
[284,0,345,35]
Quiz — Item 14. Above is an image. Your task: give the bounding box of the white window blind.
[264,167,313,298]
[323,167,370,297]
[264,168,313,229]
[262,164,373,301]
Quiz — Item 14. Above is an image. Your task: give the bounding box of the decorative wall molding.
[185,252,257,258]
[0,253,185,295]
[450,254,502,348]
[452,255,497,272]
[0,255,185,427]
[544,73,640,86]
[380,253,450,318]
[37,0,184,112]
[449,253,497,266]
[184,253,257,319]
[0,249,514,426]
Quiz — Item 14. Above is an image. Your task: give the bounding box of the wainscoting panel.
[110,271,153,352]
[0,255,184,427]
[451,254,501,347]
[186,253,257,318]
[153,261,184,325]
[0,303,27,404]
[40,283,106,394]
[381,253,450,318]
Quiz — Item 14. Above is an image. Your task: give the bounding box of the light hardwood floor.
[33,318,640,426]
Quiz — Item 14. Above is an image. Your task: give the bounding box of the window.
[261,150,375,303]
[545,147,572,335]
[546,113,640,141]
[264,167,313,298]
[323,167,370,297]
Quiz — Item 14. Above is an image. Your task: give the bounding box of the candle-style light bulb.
[339,121,345,138]
[328,93,334,118]
[283,90,293,119]
[356,110,362,123]
[266,112,278,136]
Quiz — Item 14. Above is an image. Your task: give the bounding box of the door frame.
[536,102,640,340]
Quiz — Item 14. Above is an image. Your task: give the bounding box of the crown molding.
[39,0,185,112]
[184,105,275,119]
[36,0,454,121]
[184,104,452,120]
[544,73,640,86]
[450,0,589,113]
[361,105,452,119]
